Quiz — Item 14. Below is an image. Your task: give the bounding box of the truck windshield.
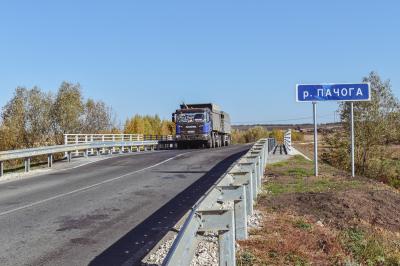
[178,113,206,123]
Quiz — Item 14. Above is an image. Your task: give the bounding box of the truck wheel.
[178,143,187,149]
[207,139,212,148]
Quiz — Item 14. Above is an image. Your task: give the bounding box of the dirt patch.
[263,188,400,232]
[238,212,346,265]
[238,155,400,265]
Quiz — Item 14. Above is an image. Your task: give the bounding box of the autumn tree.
[231,126,270,144]
[322,71,400,187]
[0,82,119,151]
[52,82,84,142]
[81,99,114,134]
[0,88,27,149]
[0,87,54,149]
[124,114,175,135]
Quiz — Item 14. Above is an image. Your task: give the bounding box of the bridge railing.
[284,129,292,155]
[163,138,275,266]
[0,140,159,177]
[267,137,276,152]
[64,134,175,144]
[64,134,175,156]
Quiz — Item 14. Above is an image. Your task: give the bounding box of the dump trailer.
[172,103,231,148]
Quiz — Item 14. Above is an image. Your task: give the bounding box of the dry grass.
[238,212,346,265]
[237,155,400,265]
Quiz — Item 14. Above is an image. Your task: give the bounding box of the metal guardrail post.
[75,135,79,156]
[217,185,247,240]
[48,154,53,168]
[24,158,30,173]
[64,134,68,158]
[67,152,72,162]
[90,135,94,155]
[112,135,116,153]
[229,170,254,216]
[243,163,257,200]
[241,156,259,194]
[102,135,105,153]
[0,161,3,177]
[197,209,236,266]
[251,148,265,172]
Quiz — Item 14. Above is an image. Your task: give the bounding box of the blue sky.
[1,1,399,125]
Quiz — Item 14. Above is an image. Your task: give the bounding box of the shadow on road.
[88,148,249,266]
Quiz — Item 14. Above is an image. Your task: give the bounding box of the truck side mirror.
[172,113,175,123]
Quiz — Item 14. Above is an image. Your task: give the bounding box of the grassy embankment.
[236,155,400,265]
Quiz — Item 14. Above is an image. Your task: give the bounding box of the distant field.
[232,122,342,132]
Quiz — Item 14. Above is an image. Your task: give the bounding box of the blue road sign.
[296,83,371,102]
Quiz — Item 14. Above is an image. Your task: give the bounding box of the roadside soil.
[237,155,400,265]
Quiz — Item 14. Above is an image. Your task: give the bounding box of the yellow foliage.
[232,126,269,144]
[291,131,305,141]
[269,129,284,142]
[124,114,175,135]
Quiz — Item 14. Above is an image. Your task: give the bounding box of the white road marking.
[0,152,189,217]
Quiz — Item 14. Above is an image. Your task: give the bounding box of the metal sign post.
[350,102,355,177]
[313,102,318,176]
[296,83,371,177]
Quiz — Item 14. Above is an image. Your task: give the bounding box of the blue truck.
[172,103,231,149]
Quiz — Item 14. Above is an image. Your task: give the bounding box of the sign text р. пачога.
[296,83,370,102]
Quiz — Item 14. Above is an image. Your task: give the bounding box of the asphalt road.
[0,145,250,266]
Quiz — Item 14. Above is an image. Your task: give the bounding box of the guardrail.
[64,134,175,156]
[163,138,276,266]
[284,129,292,155]
[64,134,174,145]
[0,140,159,177]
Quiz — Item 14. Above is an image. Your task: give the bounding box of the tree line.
[0,82,117,151]
[124,115,175,136]
[0,82,176,153]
